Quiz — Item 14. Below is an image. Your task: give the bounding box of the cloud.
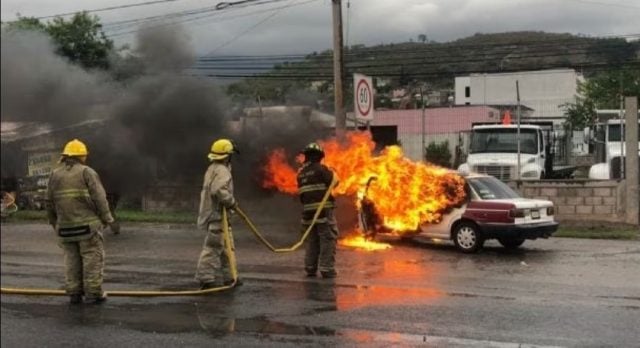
[1,0,637,55]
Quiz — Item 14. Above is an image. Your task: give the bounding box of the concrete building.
[455,69,584,126]
[369,106,501,166]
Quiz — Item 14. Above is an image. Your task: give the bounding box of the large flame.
[261,131,466,233]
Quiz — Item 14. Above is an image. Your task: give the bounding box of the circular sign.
[356,78,373,117]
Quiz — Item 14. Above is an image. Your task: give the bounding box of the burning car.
[403,173,558,252]
[261,131,556,253]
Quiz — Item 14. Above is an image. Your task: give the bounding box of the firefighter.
[46,139,114,304]
[297,143,339,278]
[196,138,241,289]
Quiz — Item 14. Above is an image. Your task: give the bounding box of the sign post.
[354,73,374,123]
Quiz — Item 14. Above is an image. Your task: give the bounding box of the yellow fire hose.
[0,176,336,297]
[235,175,338,253]
[1,209,237,296]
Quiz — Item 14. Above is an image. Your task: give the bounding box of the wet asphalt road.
[1,222,639,347]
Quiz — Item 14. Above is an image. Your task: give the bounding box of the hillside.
[226,31,640,104]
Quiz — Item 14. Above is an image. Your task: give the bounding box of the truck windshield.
[608,123,640,142]
[470,128,538,154]
[468,176,521,200]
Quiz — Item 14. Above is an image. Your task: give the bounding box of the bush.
[425,141,452,167]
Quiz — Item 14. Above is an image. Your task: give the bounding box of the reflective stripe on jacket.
[297,161,336,222]
[197,161,236,230]
[46,160,114,242]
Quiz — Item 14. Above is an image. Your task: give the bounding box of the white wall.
[454,76,471,105]
[455,69,582,123]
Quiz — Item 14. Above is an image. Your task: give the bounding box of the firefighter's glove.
[228,202,239,215]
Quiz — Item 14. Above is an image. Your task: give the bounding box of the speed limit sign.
[354,73,374,121]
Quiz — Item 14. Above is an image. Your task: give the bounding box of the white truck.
[588,118,640,180]
[458,124,574,180]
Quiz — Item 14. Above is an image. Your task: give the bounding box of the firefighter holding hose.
[195,138,241,289]
[297,143,339,278]
[46,139,113,304]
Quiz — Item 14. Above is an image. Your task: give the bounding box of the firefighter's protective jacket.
[197,162,236,230]
[297,162,336,224]
[46,160,114,242]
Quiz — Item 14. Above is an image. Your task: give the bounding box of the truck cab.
[458,124,551,180]
[588,118,640,180]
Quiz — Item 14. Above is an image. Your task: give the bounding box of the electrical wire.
[204,32,640,59]
[192,44,638,70]
[207,0,318,54]
[188,61,640,80]
[33,0,184,20]
[102,0,307,37]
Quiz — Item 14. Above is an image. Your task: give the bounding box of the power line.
[206,0,317,54]
[189,62,640,80]
[196,33,640,61]
[33,0,183,20]
[102,0,301,37]
[192,40,640,71]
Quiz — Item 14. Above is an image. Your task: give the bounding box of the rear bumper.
[479,221,559,239]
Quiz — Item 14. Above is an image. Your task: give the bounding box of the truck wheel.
[498,238,525,249]
[453,222,484,253]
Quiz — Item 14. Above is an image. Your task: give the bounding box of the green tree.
[425,140,452,167]
[3,16,46,31]
[562,69,640,130]
[4,13,114,70]
[46,13,114,69]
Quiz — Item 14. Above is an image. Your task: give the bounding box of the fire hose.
[235,175,338,253]
[1,208,237,296]
[0,177,336,297]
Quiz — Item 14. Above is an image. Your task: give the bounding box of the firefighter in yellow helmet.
[297,143,339,278]
[196,138,241,289]
[46,139,114,304]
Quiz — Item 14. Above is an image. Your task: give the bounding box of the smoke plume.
[1,23,331,221]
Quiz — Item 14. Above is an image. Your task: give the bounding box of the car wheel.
[498,238,525,249]
[453,222,484,253]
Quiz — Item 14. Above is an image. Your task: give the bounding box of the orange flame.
[339,234,392,251]
[261,131,466,233]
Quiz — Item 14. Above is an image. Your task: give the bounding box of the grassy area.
[6,210,639,240]
[8,209,196,224]
[555,226,639,240]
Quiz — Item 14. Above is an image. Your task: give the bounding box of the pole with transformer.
[332,0,346,139]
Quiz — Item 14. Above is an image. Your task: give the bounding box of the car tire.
[453,222,484,253]
[498,238,525,249]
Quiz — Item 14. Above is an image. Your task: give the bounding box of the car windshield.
[468,176,521,200]
[470,128,538,154]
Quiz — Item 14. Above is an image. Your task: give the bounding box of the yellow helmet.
[61,139,88,157]
[208,138,237,161]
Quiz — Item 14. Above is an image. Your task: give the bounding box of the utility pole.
[332,0,345,139]
[420,87,426,161]
[516,80,521,181]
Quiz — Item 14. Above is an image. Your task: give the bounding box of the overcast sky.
[1,0,638,56]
